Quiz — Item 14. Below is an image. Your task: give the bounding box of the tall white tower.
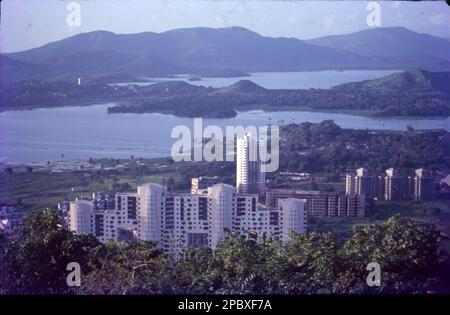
[69,200,94,235]
[208,184,234,249]
[236,133,265,196]
[137,183,166,242]
[278,198,307,244]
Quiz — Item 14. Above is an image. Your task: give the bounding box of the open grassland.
[0,170,182,211]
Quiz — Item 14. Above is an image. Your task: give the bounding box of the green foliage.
[0,211,448,295]
[107,70,450,118]
[174,247,216,294]
[335,215,440,294]
[280,121,446,174]
[82,241,174,295]
[209,234,283,294]
[0,209,99,294]
[282,232,339,294]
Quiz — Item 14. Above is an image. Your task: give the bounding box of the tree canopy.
[1,210,448,295]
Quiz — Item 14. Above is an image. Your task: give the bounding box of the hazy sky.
[1,0,449,53]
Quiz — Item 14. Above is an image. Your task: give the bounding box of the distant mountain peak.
[335,68,450,92]
[306,27,450,71]
[220,80,267,94]
[229,26,253,32]
[4,26,450,84]
[68,29,117,40]
[365,26,410,32]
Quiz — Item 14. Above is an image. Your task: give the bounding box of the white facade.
[69,200,94,235]
[236,134,265,196]
[278,198,307,244]
[69,182,307,255]
[137,183,165,242]
[209,184,234,249]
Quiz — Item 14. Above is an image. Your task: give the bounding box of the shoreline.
[1,101,449,121]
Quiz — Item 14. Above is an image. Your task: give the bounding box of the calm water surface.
[1,71,448,163]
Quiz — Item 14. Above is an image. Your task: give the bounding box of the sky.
[1,0,450,53]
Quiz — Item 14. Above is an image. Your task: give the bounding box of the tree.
[334,215,440,294]
[282,232,338,294]
[0,209,99,294]
[210,233,283,294]
[174,247,215,294]
[81,241,173,294]
[0,214,445,294]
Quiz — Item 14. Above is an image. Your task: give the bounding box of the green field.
[0,170,182,211]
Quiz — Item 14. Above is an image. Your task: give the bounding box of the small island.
[107,69,450,118]
[1,69,449,118]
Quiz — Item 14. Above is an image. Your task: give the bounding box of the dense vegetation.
[2,70,449,117]
[1,209,449,294]
[279,120,449,174]
[108,70,450,117]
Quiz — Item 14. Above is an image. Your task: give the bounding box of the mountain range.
[1,26,450,84]
[306,27,450,70]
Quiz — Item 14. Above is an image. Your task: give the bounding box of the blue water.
[0,104,448,163]
[0,71,448,163]
[115,70,402,89]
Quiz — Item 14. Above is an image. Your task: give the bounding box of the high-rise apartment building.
[209,184,234,249]
[266,189,366,218]
[413,168,434,201]
[346,168,383,199]
[69,182,307,255]
[278,198,307,244]
[236,134,265,197]
[347,166,435,202]
[384,168,412,201]
[137,183,164,242]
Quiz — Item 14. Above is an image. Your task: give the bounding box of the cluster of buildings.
[67,134,435,253]
[69,134,306,254]
[266,190,365,218]
[69,184,306,255]
[346,168,435,201]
